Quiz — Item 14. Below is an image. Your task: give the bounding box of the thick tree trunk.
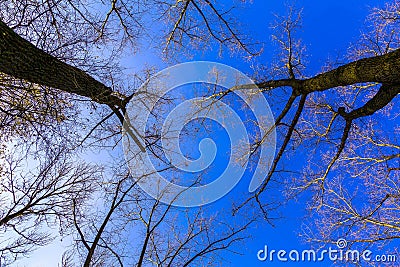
[301,48,400,93]
[0,20,123,107]
[257,48,400,94]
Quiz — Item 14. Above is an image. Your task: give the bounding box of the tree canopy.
[0,0,399,266]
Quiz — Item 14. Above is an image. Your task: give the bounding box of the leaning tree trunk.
[0,19,123,107]
[1,18,400,109]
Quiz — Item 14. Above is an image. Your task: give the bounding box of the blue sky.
[225,1,390,266]
[129,1,393,266]
[160,1,389,266]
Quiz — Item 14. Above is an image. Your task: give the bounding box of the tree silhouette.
[0,0,399,266]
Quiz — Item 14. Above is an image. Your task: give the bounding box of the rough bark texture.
[0,20,123,107]
[258,48,400,94]
[301,48,400,93]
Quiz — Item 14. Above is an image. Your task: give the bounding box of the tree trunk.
[257,48,400,94]
[0,20,123,107]
[301,48,400,93]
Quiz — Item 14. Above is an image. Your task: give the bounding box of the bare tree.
[0,145,101,265]
[47,152,253,267]
[230,2,400,261]
[0,1,256,265]
[290,2,400,258]
[1,0,400,266]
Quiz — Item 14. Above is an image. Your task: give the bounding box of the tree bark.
[301,48,400,93]
[0,19,123,107]
[257,48,400,94]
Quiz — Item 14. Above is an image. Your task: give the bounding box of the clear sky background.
[15,1,396,266]
[167,1,390,266]
[223,1,392,266]
[129,1,392,266]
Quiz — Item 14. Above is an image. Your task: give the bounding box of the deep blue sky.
[172,1,387,266]
[122,1,390,266]
[132,1,390,266]
[225,1,386,266]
